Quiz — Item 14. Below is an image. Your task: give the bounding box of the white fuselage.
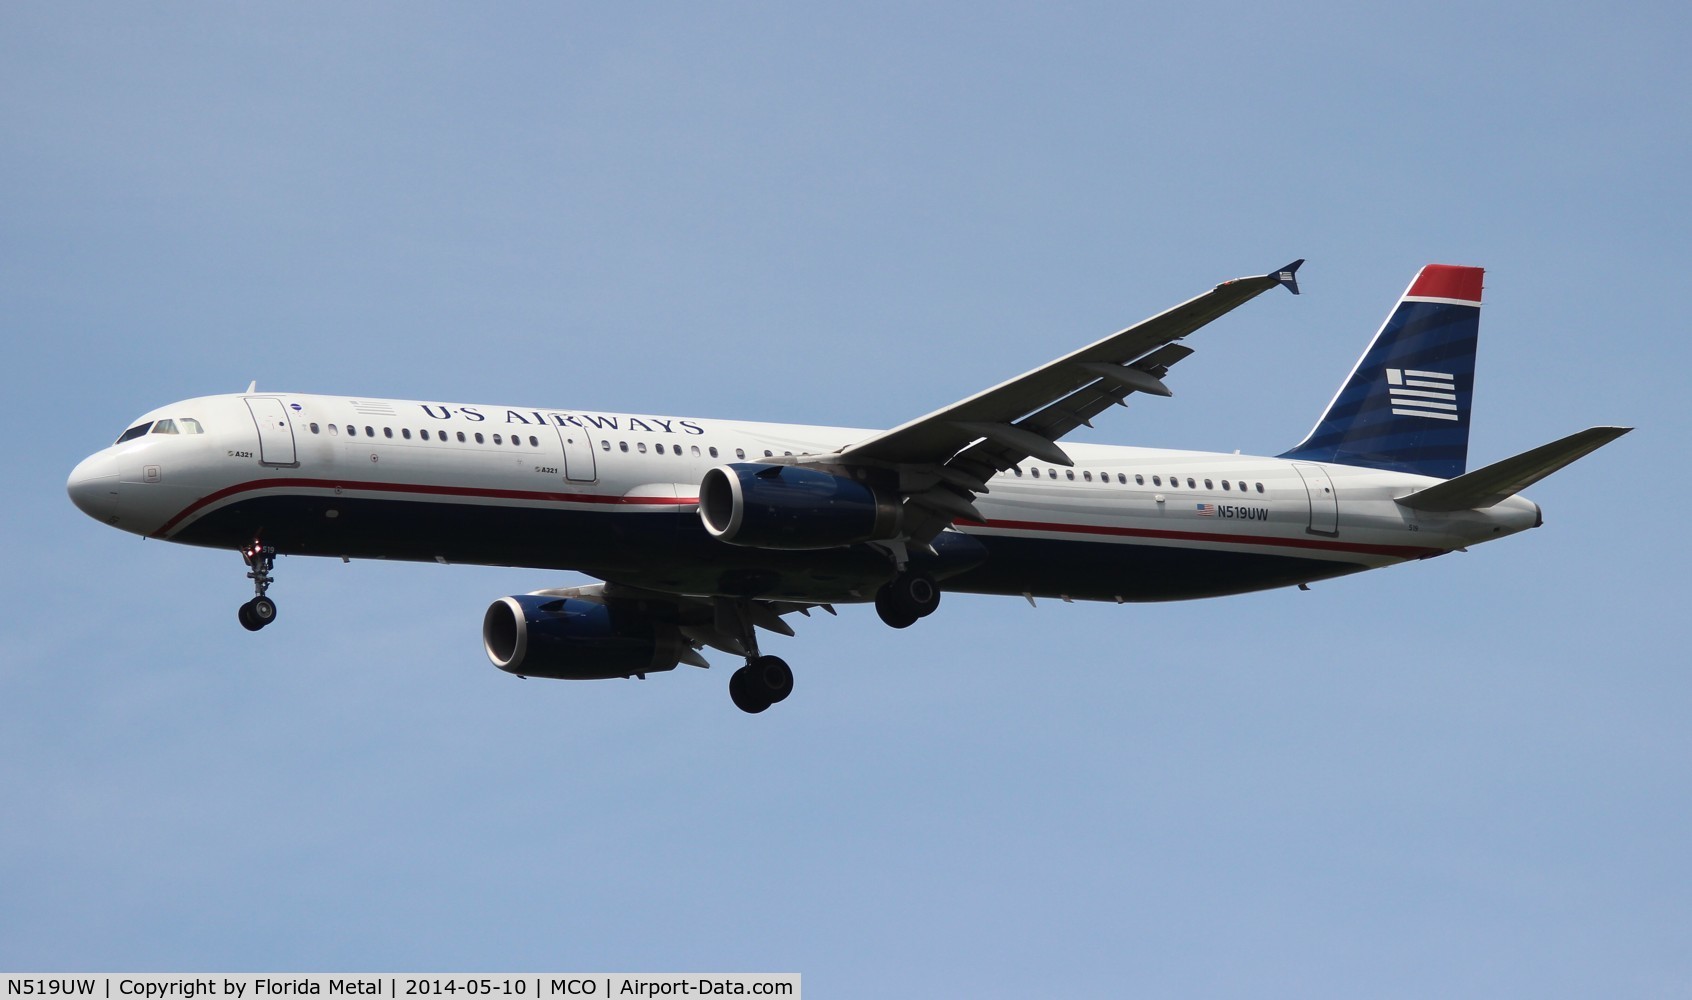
[67,392,1540,605]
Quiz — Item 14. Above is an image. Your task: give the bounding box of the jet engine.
[483,594,687,680]
[698,463,900,549]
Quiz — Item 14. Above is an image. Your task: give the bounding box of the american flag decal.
[1385,368,1459,422]
[1195,503,1216,516]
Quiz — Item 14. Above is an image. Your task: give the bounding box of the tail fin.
[1279,264,1483,479]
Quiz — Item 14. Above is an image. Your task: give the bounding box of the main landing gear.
[875,570,940,629]
[237,541,278,631]
[719,599,794,715]
[729,654,794,715]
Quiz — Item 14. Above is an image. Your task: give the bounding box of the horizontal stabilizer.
[1395,426,1631,512]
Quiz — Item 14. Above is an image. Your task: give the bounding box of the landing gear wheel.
[875,571,939,629]
[874,588,920,629]
[729,655,794,714]
[729,666,772,714]
[238,596,277,631]
[238,541,279,633]
[751,655,793,704]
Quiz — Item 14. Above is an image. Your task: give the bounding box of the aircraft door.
[244,397,298,467]
[1291,462,1338,536]
[547,414,598,483]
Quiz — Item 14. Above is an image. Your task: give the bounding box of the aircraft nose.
[67,454,121,524]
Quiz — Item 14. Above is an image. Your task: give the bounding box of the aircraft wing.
[806,260,1302,540]
[530,581,832,664]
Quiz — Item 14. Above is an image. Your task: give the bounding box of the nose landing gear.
[237,541,278,631]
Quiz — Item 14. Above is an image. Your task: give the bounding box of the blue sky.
[3,2,1686,994]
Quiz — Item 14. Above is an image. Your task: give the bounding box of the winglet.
[1274,259,1303,295]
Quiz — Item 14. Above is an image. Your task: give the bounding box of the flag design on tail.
[1279,264,1483,480]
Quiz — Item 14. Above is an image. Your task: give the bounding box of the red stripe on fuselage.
[157,477,1442,562]
[955,517,1441,559]
[152,477,694,538]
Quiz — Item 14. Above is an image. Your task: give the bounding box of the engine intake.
[698,463,901,549]
[483,594,684,680]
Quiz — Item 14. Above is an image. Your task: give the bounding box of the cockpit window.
[116,422,152,444]
[179,418,204,434]
[151,419,179,435]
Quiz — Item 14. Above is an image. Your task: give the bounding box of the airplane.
[67,261,1629,713]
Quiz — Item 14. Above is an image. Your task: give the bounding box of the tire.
[250,596,277,627]
[729,665,772,714]
[900,573,941,618]
[751,655,794,704]
[238,600,263,632]
[874,586,920,629]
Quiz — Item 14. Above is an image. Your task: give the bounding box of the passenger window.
[1066,470,1075,480]
[1221,480,1230,490]
[419,429,429,441]
[474,433,485,444]
[151,419,178,435]
[1152,475,1161,486]
[402,428,412,440]
[328,424,339,436]
[382,427,393,439]
[1133,474,1142,485]
[1083,471,1093,481]
[708,446,719,458]
[529,436,538,447]
[764,450,773,458]
[310,423,321,434]
[691,446,701,457]
[347,425,358,437]
[1186,478,1196,489]
[116,422,152,443]
[655,443,666,455]
[179,418,204,434]
[365,426,375,437]
[601,440,611,451]
[1256,482,1265,493]
[735,448,746,459]
[637,442,647,453]
[1013,467,1023,477]
[619,442,629,452]
[492,434,502,445]
[1205,479,1214,490]
[456,431,466,443]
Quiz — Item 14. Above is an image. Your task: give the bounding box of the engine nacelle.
[698,463,901,549]
[483,594,684,680]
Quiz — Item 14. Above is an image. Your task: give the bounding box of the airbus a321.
[67,262,1628,712]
